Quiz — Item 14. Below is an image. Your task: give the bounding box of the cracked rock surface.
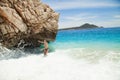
[0,0,59,48]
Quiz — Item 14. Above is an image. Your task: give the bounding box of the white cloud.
[65,16,97,21]
[114,15,120,18]
[65,17,82,21]
[97,19,120,27]
[58,13,98,28]
[47,1,120,10]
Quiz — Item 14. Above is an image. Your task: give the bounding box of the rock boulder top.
[0,0,59,48]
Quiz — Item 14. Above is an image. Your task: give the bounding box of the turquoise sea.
[0,27,120,80]
[54,27,120,50]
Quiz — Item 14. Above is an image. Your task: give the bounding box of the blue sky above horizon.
[42,0,120,29]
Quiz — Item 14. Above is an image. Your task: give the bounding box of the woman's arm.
[38,40,44,43]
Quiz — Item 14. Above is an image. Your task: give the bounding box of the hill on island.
[59,23,103,31]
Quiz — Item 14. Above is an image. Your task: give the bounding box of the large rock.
[0,0,59,48]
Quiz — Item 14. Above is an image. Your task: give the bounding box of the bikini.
[45,48,48,50]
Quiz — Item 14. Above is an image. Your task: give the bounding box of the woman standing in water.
[43,40,48,56]
[38,40,48,56]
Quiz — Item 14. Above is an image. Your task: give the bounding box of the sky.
[42,0,120,29]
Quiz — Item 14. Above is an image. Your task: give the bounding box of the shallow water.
[0,49,120,80]
[0,27,120,80]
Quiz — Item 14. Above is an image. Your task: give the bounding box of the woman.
[38,39,48,56]
[43,40,48,56]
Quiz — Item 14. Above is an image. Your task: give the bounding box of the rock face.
[0,0,59,48]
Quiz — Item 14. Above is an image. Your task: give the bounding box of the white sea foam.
[0,48,120,80]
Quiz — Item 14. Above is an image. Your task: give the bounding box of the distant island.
[59,23,103,31]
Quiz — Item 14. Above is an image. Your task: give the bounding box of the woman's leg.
[44,49,48,56]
